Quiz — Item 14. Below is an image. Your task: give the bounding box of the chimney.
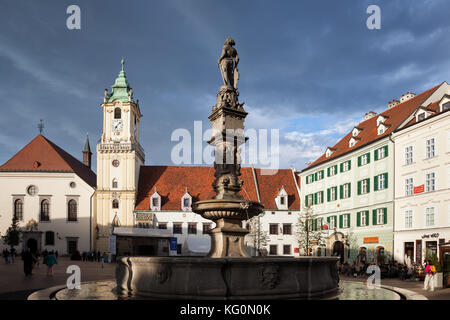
[399,92,415,103]
[364,111,377,120]
[388,99,400,109]
[83,134,92,169]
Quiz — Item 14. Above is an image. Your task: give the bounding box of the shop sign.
[363,237,379,244]
[421,233,439,239]
[413,185,424,194]
[135,212,154,221]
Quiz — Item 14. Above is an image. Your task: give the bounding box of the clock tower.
[95,59,145,252]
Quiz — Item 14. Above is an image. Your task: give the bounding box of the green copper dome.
[106,59,133,103]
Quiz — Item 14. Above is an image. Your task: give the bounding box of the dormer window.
[378,126,385,135]
[325,147,334,158]
[181,191,192,211]
[376,116,386,127]
[150,191,161,211]
[352,128,360,137]
[417,112,426,121]
[443,102,450,112]
[276,187,288,210]
[349,137,357,148]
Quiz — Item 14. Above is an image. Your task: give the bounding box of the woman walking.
[44,251,57,276]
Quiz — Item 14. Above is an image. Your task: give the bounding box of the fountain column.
[192,38,264,257]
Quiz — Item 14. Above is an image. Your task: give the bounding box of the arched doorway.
[27,238,38,254]
[333,241,345,263]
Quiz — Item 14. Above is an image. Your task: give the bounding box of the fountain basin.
[115,256,340,300]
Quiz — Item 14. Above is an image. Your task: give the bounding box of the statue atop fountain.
[191,39,264,258]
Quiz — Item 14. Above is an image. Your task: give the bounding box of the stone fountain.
[111,38,340,300]
[29,39,340,300]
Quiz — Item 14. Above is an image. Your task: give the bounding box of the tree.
[2,215,22,249]
[295,205,325,256]
[245,214,270,256]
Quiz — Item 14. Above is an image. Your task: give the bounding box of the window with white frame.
[150,192,161,211]
[342,161,350,172]
[307,194,314,207]
[317,171,323,180]
[377,209,384,225]
[405,146,413,165]
[378,126,385,135]
[316,192,323,204]
[329,187,337,201]
[405,178,413,196]
[426,138,435,158]
[329,216,336,229]
[378,146,386,159]
[330,165,336,176]
[361,211,367,226]
[379,174,386,190]
[361,179,369,194]
[181,192,192,211]
[426,172,435,192]
[361,154,369,166]
[425,207,435,227]
[343,183,350,199]
[343,214,349,228]
[405,210,413,229]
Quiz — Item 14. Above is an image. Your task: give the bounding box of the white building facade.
[299,83,449,264]
[393,91,450,264]
[0,135,96,255]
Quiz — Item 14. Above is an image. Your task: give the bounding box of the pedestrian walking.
[44,251,57,276]
[423,260,436,291]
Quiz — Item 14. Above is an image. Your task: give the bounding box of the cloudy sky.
[1,0,450,171]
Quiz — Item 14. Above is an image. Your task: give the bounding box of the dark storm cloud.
[1,0,450,169]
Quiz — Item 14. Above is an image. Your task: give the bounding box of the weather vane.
[38,119,44,134]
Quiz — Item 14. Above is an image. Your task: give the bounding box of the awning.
[113,227,172,238]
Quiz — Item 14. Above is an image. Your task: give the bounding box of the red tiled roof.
[253,168,300,210]
[135,166,301,212]
[304,84,441,171]
[135,166,259,211]
[402,100,441,129]
[0,135,96,188]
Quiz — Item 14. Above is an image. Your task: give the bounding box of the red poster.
[414,185,424,194]
[294,248,299,253]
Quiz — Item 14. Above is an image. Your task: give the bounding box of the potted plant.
[431,253,443,289]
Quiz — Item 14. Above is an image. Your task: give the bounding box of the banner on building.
[414,185,424,194]
[169,237,178,256]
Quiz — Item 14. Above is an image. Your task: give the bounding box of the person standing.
[424,260,435,291]
[22,249,35,276]
[100,252,105,268]
[3,249,9,264]
[44,251,57,276]
[10,247,16,264]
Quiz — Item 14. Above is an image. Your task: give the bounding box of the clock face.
[112,119,123,132]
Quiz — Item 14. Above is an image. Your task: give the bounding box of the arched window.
[45,231,55,246]
[40,199,50,222]
[68,200,77,222]
[112,179,118,189]
[112,199,119,209]
[114,107,121,119]
[14,199,23,221]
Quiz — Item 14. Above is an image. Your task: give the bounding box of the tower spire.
[83,133,92,169]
